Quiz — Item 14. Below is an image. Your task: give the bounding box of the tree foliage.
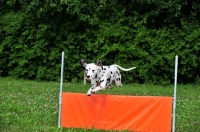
[0,0,200,84]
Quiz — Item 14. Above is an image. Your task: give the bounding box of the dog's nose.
[87,75,90,78]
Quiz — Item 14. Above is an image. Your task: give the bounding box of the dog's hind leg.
[115,80,122,87]
[114,70,122,87]
[108,83,112,89]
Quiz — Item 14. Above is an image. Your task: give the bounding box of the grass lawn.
[0,77,200,132]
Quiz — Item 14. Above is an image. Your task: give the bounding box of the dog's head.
[81,59,102,80]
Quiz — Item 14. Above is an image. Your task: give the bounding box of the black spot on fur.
[106,78,111,86]
[95,74,97,78]
[116,71,120,76]
[104,68,106,70]
[100,79,104,82]
[91,91,96,94]
[92,70,95,73]
[110,71,113,74]
[116,78,121,81]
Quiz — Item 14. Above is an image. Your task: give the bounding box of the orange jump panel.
[61,92,172,132]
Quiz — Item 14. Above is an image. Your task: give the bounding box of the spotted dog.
[81,59,136,96]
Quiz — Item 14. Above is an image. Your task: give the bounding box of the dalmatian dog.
[81,59,136,96]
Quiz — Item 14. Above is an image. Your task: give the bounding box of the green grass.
[0,77,200,132]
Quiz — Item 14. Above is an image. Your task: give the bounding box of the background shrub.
[0,0,200,84]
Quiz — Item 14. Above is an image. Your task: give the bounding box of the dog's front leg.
[91,77,107,93]
[87,87,94,96]
[91,86,106,93]
[91,79,97,87]
[92,80,107,93]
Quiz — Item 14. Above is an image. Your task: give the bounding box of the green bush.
[0,1,200,84]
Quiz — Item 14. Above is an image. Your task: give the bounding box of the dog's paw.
[87,91,92,96]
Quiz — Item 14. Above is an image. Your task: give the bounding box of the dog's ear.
[81,58,87,67]
[96,60,103,67]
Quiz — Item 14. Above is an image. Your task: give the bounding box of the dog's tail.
[111,64,136,71]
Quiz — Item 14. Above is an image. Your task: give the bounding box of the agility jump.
[58,52,178,132]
